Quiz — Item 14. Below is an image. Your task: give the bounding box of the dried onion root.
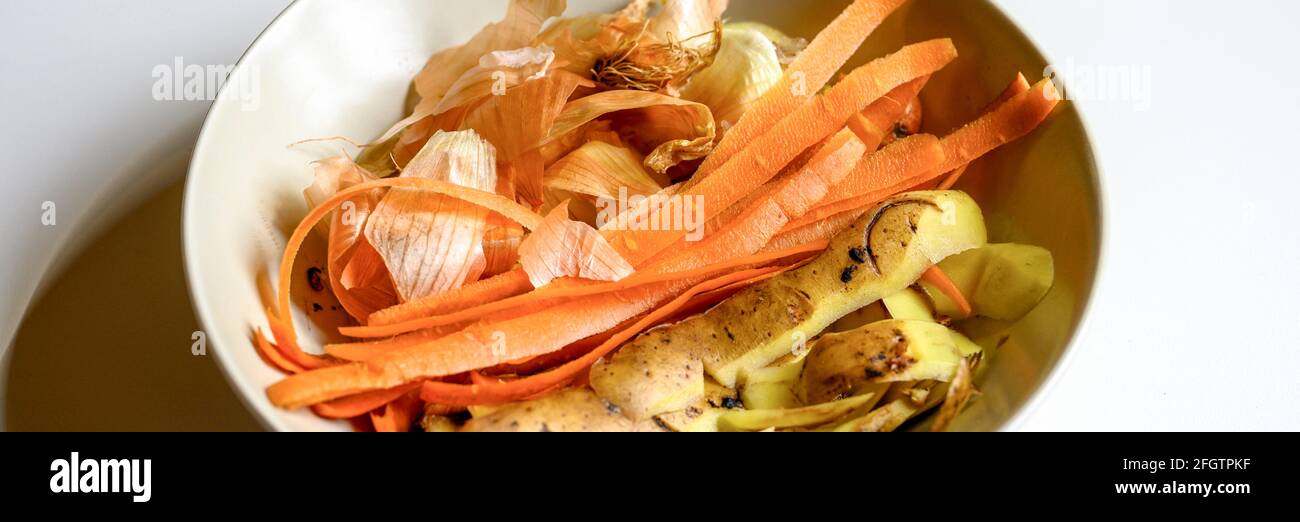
[592,22,722,92]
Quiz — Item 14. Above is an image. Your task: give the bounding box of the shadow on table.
[5,180,261,431]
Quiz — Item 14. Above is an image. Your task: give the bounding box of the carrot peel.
[921,265,972,318]
[311,382,421,420]
[694,0,910,181]
[938,72,1033,189]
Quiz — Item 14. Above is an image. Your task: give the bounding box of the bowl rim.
[183,0,1107,432]
[182,0,303,432]
[986,0,1108,432]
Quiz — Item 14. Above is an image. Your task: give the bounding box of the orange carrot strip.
[340,240,827,339]
[311,382,421,420]
[828,134,946,207]
[691,0,909,183]
[641,199,790,275]
[783,134,947,232]
[921,265,972,318]
[367,269,533,327]
[253,329,306,374]
[762,130,869,223]
[848,75,931,151]
[934,77,1060,175]
[267,241,827,409]
[419,265,788,406]
[938,72,1032,189]
[324,343,403,364]
[369,390,422,432]
[324,325,463,362]
[763,210,864,254]
[482,327,622,378]
[778,77,1061,239]
[610,39,959,267]
[641,130,862,274]
[687,128,857,246]
[669,127,868,261]
[264,310,333,371]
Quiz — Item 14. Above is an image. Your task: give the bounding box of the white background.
[1,0,1297,430]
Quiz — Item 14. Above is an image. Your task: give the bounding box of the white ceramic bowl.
[185,0,1102,431]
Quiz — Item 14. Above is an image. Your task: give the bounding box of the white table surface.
[997,0,1300,431]
[2,0,1297,431]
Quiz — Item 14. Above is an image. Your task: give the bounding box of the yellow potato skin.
[716,393,878,432]
[832,396,921,432]
[656,407,725,432]
[741,381,800,410]
[706,191,987,383]
[830,301,889,332]
[588,324,709,420]
[460,389,669,432]
[796,319,962,405]
[592,191,987,421]
[920,243,1054,321]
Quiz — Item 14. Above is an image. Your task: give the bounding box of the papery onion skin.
[364,130,499,302]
